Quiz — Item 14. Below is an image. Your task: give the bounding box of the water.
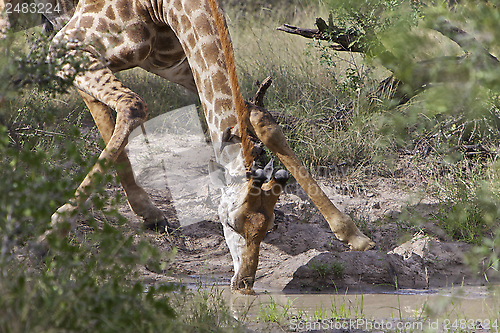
[153,274,499,331]
[225,286,498,321]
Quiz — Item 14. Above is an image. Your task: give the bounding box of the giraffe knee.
[116,93,148,121]
[247,104,287,152]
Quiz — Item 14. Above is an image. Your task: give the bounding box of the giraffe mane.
[207,0,253,169]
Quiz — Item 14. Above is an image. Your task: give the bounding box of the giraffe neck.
[206,0,252,169]
[155,0,246,164]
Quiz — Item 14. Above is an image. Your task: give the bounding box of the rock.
[388,233,433,259]
[282,250,427,292]
[257,249,324,290]
[388,234,500,288]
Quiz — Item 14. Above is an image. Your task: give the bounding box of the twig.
[251,76,273,107]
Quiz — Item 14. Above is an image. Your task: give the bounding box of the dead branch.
[251,76,273,107]
[276,24,324,40]
[277,21,367,53]
[278,17,500,105]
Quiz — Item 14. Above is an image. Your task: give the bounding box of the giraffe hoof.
[144,219,174,234]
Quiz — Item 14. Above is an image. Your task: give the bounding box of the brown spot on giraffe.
[186,33,196,50]
[97,18,108,32]
[192,49,207,72]
[192,49,205,71]
[214,97,233,116]
[134,1,149,17]
[173,0,183,12]
[168,8,178,27]
[180,15,192,34]
[126,23,151,43]
[65,19,76,30]
[193,14,214,38]
[212,70,231,96]
[116,0,133,21]
[202,41,220,67]
[105,5,116,20]
[220,114,237,131]
[85,1,105,13]
[208,106,215,125]
[80,15,94,28]
[184,0,202,15]
[203,78,213,101]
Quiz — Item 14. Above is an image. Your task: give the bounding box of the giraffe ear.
[263,156,274,182]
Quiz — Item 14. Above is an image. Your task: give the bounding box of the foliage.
[257,294,294,325]
[0,30,174,332]
[1,30,88,97]
[309,0,500,264]
[174,284,242,332]
[426,158,500,245]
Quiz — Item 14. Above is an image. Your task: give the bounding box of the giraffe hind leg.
[77,90,171,232]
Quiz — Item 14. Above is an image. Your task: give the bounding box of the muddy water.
[224,287,498,321]
[183,280,499,328]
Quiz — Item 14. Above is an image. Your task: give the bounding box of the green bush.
[313,0,500,264]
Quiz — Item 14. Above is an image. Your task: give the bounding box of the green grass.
[308,259,345,279]
[257,294,294,326]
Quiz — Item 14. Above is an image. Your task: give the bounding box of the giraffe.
[24,0,375,294]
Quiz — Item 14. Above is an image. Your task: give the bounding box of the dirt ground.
[120,175,498,294]
[111,108,500,294]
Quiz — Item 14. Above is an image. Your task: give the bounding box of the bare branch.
[432,18,499,66]
[278,16,500,105]
[276,24,324,39]
[277,22,365,53]
[251,76,273,107]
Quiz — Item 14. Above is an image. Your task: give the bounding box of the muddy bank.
[125,178,499,293]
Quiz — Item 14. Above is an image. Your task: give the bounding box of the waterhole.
[180,276,499,330]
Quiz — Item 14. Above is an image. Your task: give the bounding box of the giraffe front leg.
[246,103,375,251]
[39,65,152,245]
[77,90,169,232]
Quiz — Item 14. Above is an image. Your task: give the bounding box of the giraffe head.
[216,139,289,294]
